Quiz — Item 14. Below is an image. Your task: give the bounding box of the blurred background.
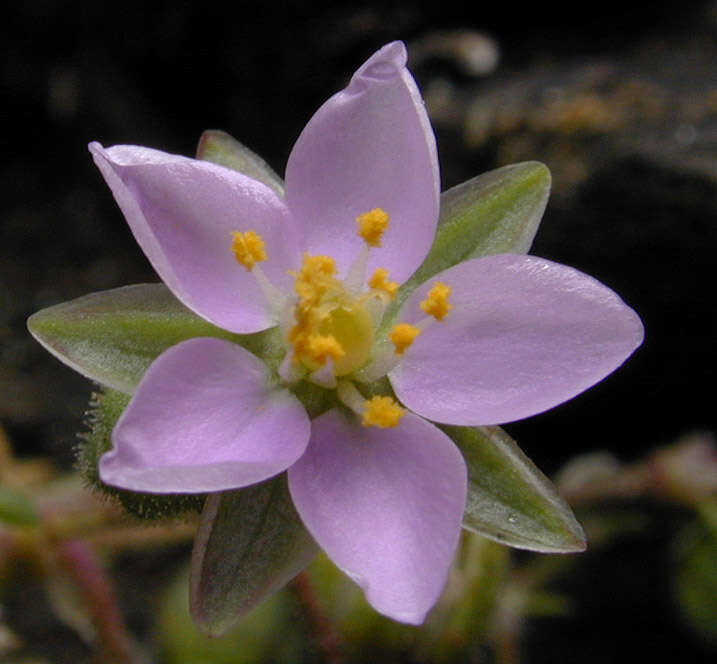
[2,1,716,662]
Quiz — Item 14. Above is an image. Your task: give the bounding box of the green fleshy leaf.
[196,129,284,196]
[0,487,40,526]
[27,284,284,394]
[445,424,586,553]
[190,476,318,637]
[78,387,205,519]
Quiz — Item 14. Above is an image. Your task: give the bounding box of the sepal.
[445,424,586,553]
[382,161,550,328]
[196,129,284,196]
[78,387,205,519]
[27,284,285,394]
[190,476,318,637]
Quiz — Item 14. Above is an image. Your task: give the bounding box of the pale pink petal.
[391,254,644,426]
[285,42,439,282]
[89,142,299,333]
[100,338,310,493]
[288,408,466,624]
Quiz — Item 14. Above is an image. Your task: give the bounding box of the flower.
[87,42,643,624]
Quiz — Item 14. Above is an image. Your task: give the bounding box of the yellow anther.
[307,334,345,364]
[231,230,267,271]
[390,323,422,355]
[362,396,405,428]
[368,267,398,298]
[420,282,452,321]
[292,254,337,312]
[356,208,390,247]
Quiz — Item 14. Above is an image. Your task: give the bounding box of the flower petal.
[391,254,644,426]
[89,142,299,333]
[100,337,310,493]
[288,408,466,624]
[285,41,439,282]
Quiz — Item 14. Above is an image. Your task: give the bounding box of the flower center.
[230,208,454,428]
[288,254,374,376]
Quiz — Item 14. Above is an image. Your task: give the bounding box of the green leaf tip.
[77,387,205,520]
[196,129,285,196]
[447,424,586,553]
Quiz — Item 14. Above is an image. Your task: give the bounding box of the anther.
[368,268,398,298]
[390,323,421,355]
[356,208,390,247]
[362,395,405,428]
[231,230,266,270]
[420,282,452,321]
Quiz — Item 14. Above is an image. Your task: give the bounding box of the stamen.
[336,380,367,414]
[420,282,452,321]
[232,230,267,270]
[390,323,421,355]
[362,395,405,428]
[368,268,398,299]
[356,208,390,247]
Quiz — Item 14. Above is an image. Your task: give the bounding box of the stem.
[54,539,137,664]
[290,571,344,664]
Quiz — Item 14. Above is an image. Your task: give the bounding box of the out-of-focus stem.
[290,571,344,664]
[54,539,137,664]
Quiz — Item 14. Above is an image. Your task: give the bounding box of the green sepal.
[380,161,550,331]
[444,424,586,553]
[0,487,40,526]
[27,284,285,394]
[190,476,318,637]
[196,129,284,196]
[77,387,205,520]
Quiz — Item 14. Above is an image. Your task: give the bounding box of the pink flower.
[88,42,643,624]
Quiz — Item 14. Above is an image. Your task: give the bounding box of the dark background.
[3,1,716,662]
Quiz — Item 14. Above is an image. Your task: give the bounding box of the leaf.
[27,284,283,394]
[381,161,551,330]
[445,424,586,553]
[0,487,39,526]
[674,514,717,644]
[196,129,285,196]
[190,476,318,637]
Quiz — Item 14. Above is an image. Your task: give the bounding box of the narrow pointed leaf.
[190,476,318,637]
[445,424,586,553]
[27,284,283,394]
[196,129,285,196]
[381,161,551,330]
